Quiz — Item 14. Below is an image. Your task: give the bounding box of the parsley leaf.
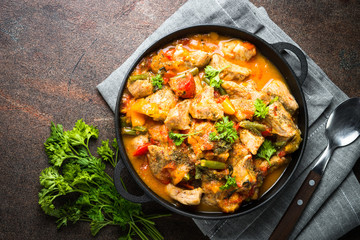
[254,97,279,119]
[209,116,238,144]
[39,120,169,240]
[151,74,164,90]
[204,65,227,89]
[169,131,199,146]
[220,176,237,190]
[254,99,268,118]
[256,139,277,165]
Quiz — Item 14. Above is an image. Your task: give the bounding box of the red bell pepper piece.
[133,143,151,156]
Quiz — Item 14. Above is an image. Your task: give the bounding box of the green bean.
[121,126,148,135]
[200,160,226,170]
[183,173,190,181]
[120,117,131,127]
[128,73,149,82]
[274,141,287,148]
[170,67,199,80]
[239,120,266,132]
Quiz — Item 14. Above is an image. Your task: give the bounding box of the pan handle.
[272,42,308,85]
[114,159,152,203]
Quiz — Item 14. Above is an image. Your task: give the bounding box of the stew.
[120,32,302,213]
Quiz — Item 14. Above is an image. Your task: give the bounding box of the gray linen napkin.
[97,0,360,239]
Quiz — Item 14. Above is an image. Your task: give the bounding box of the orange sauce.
[123,33,292,211]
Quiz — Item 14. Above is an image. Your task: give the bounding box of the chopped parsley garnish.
[220,176,237,190]
[151,74,164,90]
[169,131,199,146]
[204,65,227,89]
[209,116,238,144]
[254,96,279,119]
[256,139,277,165]
[254,99,269,118]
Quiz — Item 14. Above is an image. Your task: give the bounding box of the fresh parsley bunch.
[204,65,227,89]
[39,119,167,240]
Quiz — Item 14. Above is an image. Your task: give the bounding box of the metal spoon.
[270,97,360,240]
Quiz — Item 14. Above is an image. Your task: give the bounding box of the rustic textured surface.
[0,0,359,239]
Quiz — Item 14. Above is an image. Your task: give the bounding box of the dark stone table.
[1,1,359,239]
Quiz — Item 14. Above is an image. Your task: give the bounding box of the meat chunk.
[187,121,216,158]
[239,129,265,155]
[264,101,297,138]
[221,81,248,99]
[189,86,224,121]
[220,40,256,61]
[283,128,302,154]
[262,79,299,114]
[232,154,257,190]
[145,86,178,121]
[166,184,203,205]
[127,79,153,98]
[217,192,244,213]
[243,80,270,102]
[186,50,211,68]
[209,54,251,81]
[164,100,191,130]
[254,155,290,176]
[193,75,204,95]
[148,123,169,146]
[147,146,171,182]
[230,98,256,121]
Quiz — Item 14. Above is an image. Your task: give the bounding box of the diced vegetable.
[200,160,226,170]
[239,120,266,133]
[133,143,151,156]
[170,72,196,98]
[121,126,147,135]
[131,110,146,127]
[129,73,149,82]
[221,97,236,115]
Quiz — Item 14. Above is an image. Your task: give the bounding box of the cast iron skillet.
[114,24,308,220]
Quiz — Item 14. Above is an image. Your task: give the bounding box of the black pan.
[114,24,308,220]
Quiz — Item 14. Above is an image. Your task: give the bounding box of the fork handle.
[269,170,322,240]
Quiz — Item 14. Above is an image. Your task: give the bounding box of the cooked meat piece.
[187,121,216,158]
[220,40,256,61]
[262,79,299,114]
[243,80,270,102]
[232,154,257,191]
[228,142,250,166]
[127,79,154,98]
[264,101,297,138]
[145,86,178,121]
[166,184,203,205]
[148,123,169,146]
[283,128,302,154]
[254,155,290,176]
[217,192,244,213]
[221,81,248,99]
[164,100,191,130]
[209,54,251,81]
[193,75,204,95]
[186,50,211,68]
[230,98,256,121]
[128,134,149,152]
[169,163,192,185]
[147,145,171,183]
[201,180,223,207]
[189,86,224,121]
[239,128,265,155]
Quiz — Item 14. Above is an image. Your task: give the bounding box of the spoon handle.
[269,170,322,240]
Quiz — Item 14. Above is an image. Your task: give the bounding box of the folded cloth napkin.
[97,0,360,239]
